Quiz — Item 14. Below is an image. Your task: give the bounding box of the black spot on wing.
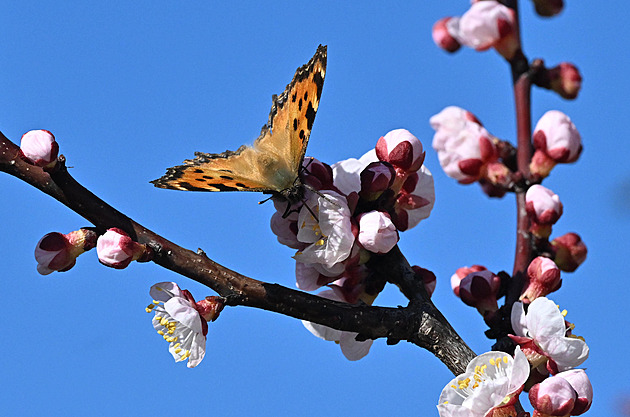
[212,183,240,192]
[236,182,248,188]
[193,169,204,173]
[299,130,305,140]
[293,118,298,131]
[305,101,316,130]
[313,71,324,101]
[298,98,303,111]
[303,91,308,101]
[178,182,211,192]
[202,175,214,179]
[292,93,297,102]
[220,175,234,180]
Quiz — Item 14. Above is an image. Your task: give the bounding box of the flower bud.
[552,233,587,272]
[357,211,399,254]
[532,110,582,167]
[302,157,335,191]
[412,265,436,297]
[375,129,425,174]
[390,167,435,231]
[521,256,561,302]
[34,229,97,275]
[432,121,497,184]
[548,62,582,100]
[556,370,593,415]
[529,375,577,417]
[526,185,563,237]
[458,1,519,60]
[195,296,225,322]
[19,129,59,169]
[96,228,153,269]
[531,0,564,17]
[359,161,395,201]
[430,106,483,133]
[483,161,512,188]
[432,17,461,53]
[451,266,501,315]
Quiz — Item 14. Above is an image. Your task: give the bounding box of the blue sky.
[1,1,627,416]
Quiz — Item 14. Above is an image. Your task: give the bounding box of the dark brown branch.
[0,131,475,375]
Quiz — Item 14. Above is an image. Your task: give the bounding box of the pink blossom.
[412,266,436,297]
[533,110,582,164]
[552,233,587,273]
[375,129,425,174]
[521,256,562,302]
[34,229,97,275]
[19,129,59,169]
[432,17,461,53]
[510,297,589,373]
[526,184,563,227]
[359,161,395,201]
[457,1,519,59]
[429,106,482,134]
[529,375,577,416]
[96,228,152,269]
[357,211,399,254]
[391,165,435,231]
[147,282,210,368]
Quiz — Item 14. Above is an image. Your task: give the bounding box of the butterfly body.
[152,45,327,206]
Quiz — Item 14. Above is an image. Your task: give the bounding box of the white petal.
[526,297,567,339]
[150,282,183,302]
[164,297,203,333]
[339,332,372,361]
[510,301,529,337]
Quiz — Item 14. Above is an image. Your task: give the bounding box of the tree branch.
[0,130,475,375]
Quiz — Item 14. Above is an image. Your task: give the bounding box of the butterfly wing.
[151,45,327,195]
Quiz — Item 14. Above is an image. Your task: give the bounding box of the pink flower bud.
[521,256,561,302]
[34,229,97,275]
[533,110,582,164]
[552,233,587,272]
[430,106,483,134]
[483,161,512,188]
[556,370,593,415]
[549,62,582,100]
[432,120,497,184]
[375,129,425,174]
[458,1,519,59]
[432,17,461,53]
[357,211,399,254]
[526,184,563,226]
[412,265,436,298]
[531,0,564,17]
[451,266,500,315]
[19,129,59,169]
[96,228,152,269]
[195,296,225,322]
[302,157,335,191]
[529,375,577,417]
[359,161,395,201]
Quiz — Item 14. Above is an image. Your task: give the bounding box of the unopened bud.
[96,228,153,269]
[432,17,461,53]
[458,1,519,60]
[360,161,395,201]
[375,129,425,174]
[452,266,500,315]
[19,129,59,170]
[549,62,582,100]
[529,375,577,417]
[357,211,399,254]
[521,256,561,302]
[556,370,593,415]
[526,185,563,237]
[412,265,436,297]
[34,229,97,275]
[551,232,587,272]
[533,110,582,165]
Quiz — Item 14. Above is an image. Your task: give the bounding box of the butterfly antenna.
[303,184,341,209]
[258,195,274,205]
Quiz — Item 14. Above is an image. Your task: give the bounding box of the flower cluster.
[271,129,435,359]
[146,282,223,368]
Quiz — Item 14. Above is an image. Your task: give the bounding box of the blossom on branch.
[552,233,587,273]
[34,229,97,275]
[531,110,582,177]
[529,374,578,416]
[510,297,589,374]
[548,62,582,99]
[437,348,530,417]
[357,210,399,254]
[96,228,153,269]
[146,282,223,368]
[521,256,562,302]
[19,129,59,170]
[432,17,462,53]
[526,185,563,238]
[451,265,501,316]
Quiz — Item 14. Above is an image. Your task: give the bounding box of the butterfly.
[151,45,327,208]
